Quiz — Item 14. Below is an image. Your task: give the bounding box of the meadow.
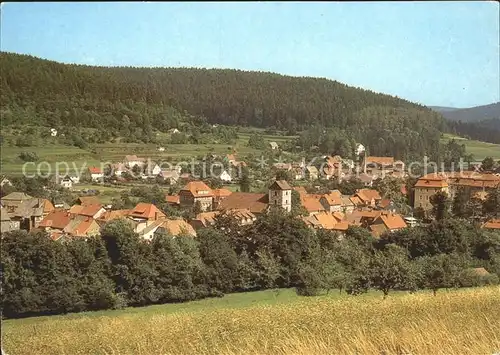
[2,287,499,355]
[0,131,298,176]
[441,133,500,161]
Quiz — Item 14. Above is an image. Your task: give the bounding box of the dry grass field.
[2,286,500,355]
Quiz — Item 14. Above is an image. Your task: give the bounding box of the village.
[2,145,499,241]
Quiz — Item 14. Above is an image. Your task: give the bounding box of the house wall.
[342,205,355,214]
[306,171,318,181]
[1,220,20,233]
[414,186,449,210]
[179,193,195,209]
[268,189,292,212]
[91,173,103,181]
[194,196,213,211]
[126,161,145,169]
[61,180,72,188]
[220,172,232,182]
[179,192,213,212]
[319,197,342,212]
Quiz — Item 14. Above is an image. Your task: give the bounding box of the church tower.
[268,180,292,212]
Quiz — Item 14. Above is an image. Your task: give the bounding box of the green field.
[0,131,298,176]
[2,287,499,355]
[441,133,500,161]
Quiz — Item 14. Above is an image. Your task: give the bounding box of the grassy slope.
[0,132,298,176]
[2,287,499,355]
[441,133,500,160]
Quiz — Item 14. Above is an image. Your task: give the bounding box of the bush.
[295,263,323,297]
[15,135,35,147]
[18,151,39,162]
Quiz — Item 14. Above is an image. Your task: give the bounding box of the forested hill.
[431,103,500,144]
[434,103,500,123]
[0,52,446,159]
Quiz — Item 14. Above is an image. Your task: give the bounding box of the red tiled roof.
[332,211,345,222]
[333,221,350,231]
[64,217,99,237]
[345,209,382,225]
[314,212,338,229]
[218,192,268,214]
[97,209,131,222]
[165,195,180,204]
[158,219,197,237]
[415,173,449,188]
[322,190,342,206]
[365,156,395,166]
[192,211,219,227]
[78,196,101,206]
[213,188,232,198]
[180,181,214,197]
[39,210,73,230]
[70,204,103,217]
[300,194,325,213]
[375,213,408,230]
[129,203,166,220]
[88,167,102,174]
[355,189,382,203]
[483,219,500,230]
[350,196,363,206]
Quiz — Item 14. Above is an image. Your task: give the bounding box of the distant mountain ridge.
[431,102,500,122]
[429,106,461,113]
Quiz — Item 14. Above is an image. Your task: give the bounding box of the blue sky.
[1,2,498,108]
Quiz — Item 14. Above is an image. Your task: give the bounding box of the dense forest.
[0,52,446,160]
[448,118,500,144]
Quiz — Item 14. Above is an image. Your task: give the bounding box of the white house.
[0,176,12,187]
[157,147,165,152]
[88,167,104,182]
[145,162,162,177]
[50,128,58,137]
[158,170,180,185]
[220,170,232,183]
[124,155,146,169]
[355,143,366,156]
[60,176,73,189]
[169,128,180,134]
[269,142,279,150]
[69,175,80,184]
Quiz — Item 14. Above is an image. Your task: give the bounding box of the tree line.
[447,118,500,145]
[2,210,499,319]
